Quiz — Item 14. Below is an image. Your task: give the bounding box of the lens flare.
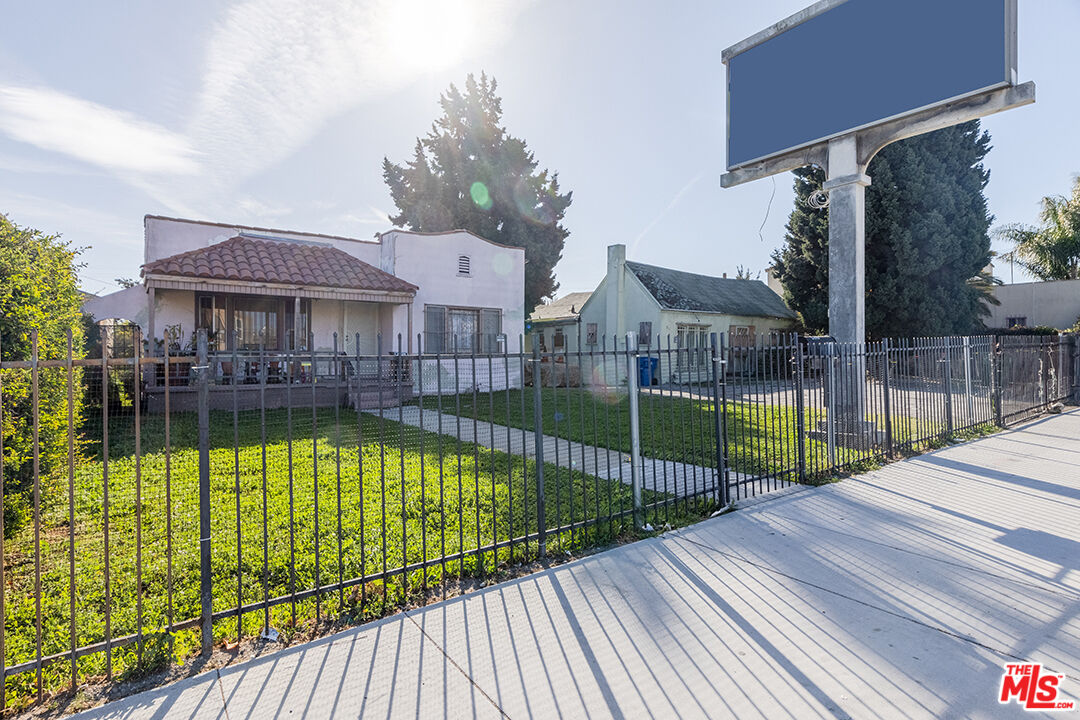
[470,181,493,210]
[512,176,556,225]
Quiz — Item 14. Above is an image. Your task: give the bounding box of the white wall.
[986,280,1080,330]
[83,285,149,326]
[382,229,526,349]
[144,215,381,265]
[153,289,196,346]
[344,301,379,355]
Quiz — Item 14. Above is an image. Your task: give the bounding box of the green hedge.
[0,215,86,535]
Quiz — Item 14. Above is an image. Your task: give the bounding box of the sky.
[1,0,1077,300]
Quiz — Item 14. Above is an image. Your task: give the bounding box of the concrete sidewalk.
[74,411,1080,719]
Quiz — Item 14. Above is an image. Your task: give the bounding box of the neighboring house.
[577,244,798,383]
[984,278,1080,331]
[527,291,593,353]
[83,215,525,406]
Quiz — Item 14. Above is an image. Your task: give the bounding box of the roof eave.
[144,274,416,303]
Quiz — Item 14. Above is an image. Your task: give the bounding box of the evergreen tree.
[771,121,997,338]
[383,73,572,312]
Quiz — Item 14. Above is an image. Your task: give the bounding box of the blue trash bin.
[638,356,659,386]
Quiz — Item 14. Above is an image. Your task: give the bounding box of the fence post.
[1073,334,1080,404]
[625,332,644,529]
[530,334,546,558]
[993,337,1004,428]
[882,338,893,457]
[709,333,729,507]
[794,336,807,482]
[1041,341,1051,410]
[962,336,974,427]
[826,342,837,470]
[943,337,954,436]
[195,329,213,655]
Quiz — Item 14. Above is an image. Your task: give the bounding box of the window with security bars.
[424,305,501,353]
[586,323,598,346]
[676,324,709,369]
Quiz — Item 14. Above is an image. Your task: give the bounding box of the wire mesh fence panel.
[0,326,1075,710]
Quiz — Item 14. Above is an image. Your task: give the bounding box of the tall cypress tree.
[771,121,997,338]
[383,73,572,312]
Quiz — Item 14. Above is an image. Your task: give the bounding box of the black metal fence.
[0,326,1075,709]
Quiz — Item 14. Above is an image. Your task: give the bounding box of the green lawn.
[417,387,966,482]
[419,387,816,478]
[1,405,698,710]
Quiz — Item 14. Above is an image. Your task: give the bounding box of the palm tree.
[998,177,1080,280]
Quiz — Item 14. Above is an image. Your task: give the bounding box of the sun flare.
[379,0,479,74]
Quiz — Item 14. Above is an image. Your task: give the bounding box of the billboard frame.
[722,0,1021,178]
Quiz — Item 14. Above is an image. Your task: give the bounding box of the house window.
[195,294,309,351]
[677,324,709,369]
[1006,316,1027,328]
[638,321,652,347]
[424,305,501,353]
[553,328,565,350]
[458,255,471,276]
[233,296,279,351]
[586,323,598,346]
[197,295,227,350]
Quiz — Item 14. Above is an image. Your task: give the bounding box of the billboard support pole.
[824,135,871,435]
[824,134,870,347]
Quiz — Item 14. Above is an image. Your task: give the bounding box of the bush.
[0,215,86,536]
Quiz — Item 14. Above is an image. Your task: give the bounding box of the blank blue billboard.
[726,0,1014,170]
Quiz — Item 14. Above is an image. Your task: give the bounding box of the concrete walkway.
[370,405,744,499]
[73,410,1080,719]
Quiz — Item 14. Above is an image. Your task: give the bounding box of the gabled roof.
[530,291,593,321]
[625,261,796,319]
[141,236,417,294]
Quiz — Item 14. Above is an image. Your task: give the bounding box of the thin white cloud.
[236,196,293,220]
[631,170,705,253]
[187,0,533,193]
[0,0,533,220]
[0,85,199,174]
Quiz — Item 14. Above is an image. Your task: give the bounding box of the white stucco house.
[576,244,798,382]
[83,216,525,405]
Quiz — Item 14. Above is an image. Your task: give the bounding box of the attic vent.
[458,255,471,276]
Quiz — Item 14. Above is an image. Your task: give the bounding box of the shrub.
[0,215,86,536]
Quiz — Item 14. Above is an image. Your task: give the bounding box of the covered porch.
[139,233,418,409]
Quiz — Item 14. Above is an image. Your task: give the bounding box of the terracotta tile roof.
[142,236,417,294]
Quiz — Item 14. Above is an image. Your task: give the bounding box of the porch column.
[339,300,345,350]
[147,286,156,387]
[407,303,413,354]
[294,296,301,349]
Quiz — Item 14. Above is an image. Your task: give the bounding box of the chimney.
[606,244,627,344]
[379,231,396,275]
[723,272,727,279]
